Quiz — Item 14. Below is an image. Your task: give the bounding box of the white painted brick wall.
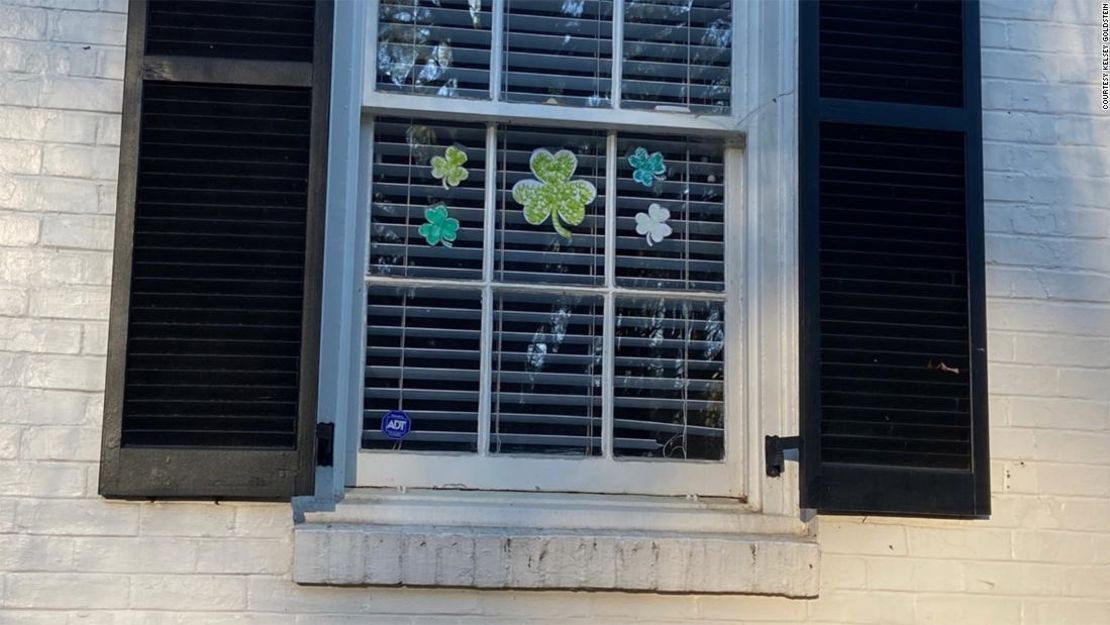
[0,0,1107,622]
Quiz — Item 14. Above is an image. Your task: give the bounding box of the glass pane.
[370,118,487,280]
[491,290,604,456]
[364,286,483,452]
[615,133,726,291]
[377,0,493,99]
[503,0,614,107]
[495,125,606,285]
[622,0,732,113]
[613,297,725,460]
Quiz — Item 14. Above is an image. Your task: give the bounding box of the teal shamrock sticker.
[511,148,597,241]
[628,147,666,187]
[418,203,460,247]
[430,145,469,190]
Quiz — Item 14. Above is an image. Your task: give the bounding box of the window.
[359,0,743,497]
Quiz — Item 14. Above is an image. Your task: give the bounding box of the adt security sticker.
[381,410,411,440]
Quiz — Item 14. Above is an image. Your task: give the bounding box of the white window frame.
[354,0,749,498]
[317,0,802,522]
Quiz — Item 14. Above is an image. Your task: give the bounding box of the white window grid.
[357,0,748,498]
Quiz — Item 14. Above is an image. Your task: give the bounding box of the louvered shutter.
[798,0,988,517]
[99,0,332,499]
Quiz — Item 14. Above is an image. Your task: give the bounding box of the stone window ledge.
[292,490,819,596]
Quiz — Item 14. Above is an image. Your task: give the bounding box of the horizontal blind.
[615,132,725,291]
[491,291,604,455]
[495,125,606,285]
[122,81,312,448]
[622,0,732,113]
[613,297,725,458]
[369,118,487,280]
[377,0,493,98]
[502,0,614,106]
[818,122,970,469]
[146,0,316,62]
[364,118,731,466]
[364,286,483,452]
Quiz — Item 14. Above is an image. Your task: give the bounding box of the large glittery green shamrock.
[511,149,597,241]
[430,145,469,189]
[418,203,460,247]
[628,146,666,187]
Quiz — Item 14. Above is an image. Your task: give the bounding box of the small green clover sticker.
[430,145,469,190]
[628,147,666,187]
[418,203,460,247]
[511,148,597,241]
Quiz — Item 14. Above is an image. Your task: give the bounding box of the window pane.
[622,0,732,113]
[370,118,487,280]
[364,286,483,452]
[613,297,725,460]
[503,0,614,107]
[491,290,604,456]
[377,0,492,99]
[495,125,606,285]
[615,133,726,291]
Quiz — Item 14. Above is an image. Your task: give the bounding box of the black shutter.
[99,0,332,499]
[799,0,988,517]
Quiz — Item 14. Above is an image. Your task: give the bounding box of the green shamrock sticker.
[511,148,597,241]
[430,145,469,190]
[418,203,460,247]
[628,147,666,187]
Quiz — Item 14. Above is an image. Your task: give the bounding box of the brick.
[73,537,199,573]
[1022,599,1110,625]
[233,505,294,537]
[195,538,291,574]
[965,561,1067,596]
[82,321,108,355]
[905,527,1013,561]
[0,387,90,425]
[865,558,964,592]
[42,144,120,180]
[915,594,1023,625]
[0,534,74,571]
[1013,530,1110,564]
[1010,397,1108,431]
[0,6,47,40]
[16,499,139,536]
[0,140,42,174]
[0,287,28,315]
[140,502,235,537]
[0,211,40,245]
[819,521,908,556]
[0,460,85,496]
[40,213,114,250]
[49,10,126,45]
[0,317,83,354]
[1037,464,1110,498]
[24,354,105,391]
[30,286,110,320]
[20,425,101,461]
[42,76,123,112]
[4,573,129,609]
[0,424,19,459]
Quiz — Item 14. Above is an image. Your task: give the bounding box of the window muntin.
[373,0,734,114]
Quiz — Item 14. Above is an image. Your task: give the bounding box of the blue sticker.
[381,410,411,440]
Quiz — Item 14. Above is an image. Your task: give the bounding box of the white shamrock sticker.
[634,203,673,247]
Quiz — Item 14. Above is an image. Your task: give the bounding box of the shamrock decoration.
[634,203,673,247]
[418,203,460,247]
[628,147,666,187]
[430,145,469,190]
[511,148,597,241]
